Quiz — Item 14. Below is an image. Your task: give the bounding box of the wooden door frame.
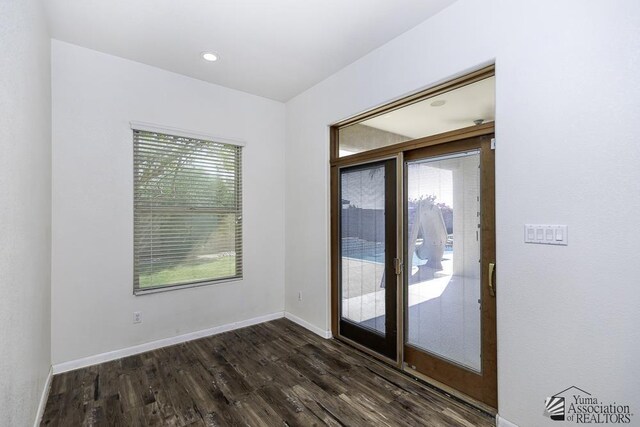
[330,124,495,332]
[330,64,497,409]
[336,159,399,360]
[329,64,494,165]
[402,134,497,409]
[330,128,497,408]
[330,152,403,366]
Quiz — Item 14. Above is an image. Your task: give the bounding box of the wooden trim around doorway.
[329,65,497,410]
[333,65,494,131]
[331,122,494,168]
[329,123,494,341]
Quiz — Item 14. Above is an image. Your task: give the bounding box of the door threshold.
[403,365,497,416]
[333,335,496,418]
[334,334,400,368]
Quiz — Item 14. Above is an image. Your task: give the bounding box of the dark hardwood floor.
[41,319,494,426]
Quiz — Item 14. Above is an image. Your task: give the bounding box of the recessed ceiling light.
[201,52,219,62]
[430,100,446,107]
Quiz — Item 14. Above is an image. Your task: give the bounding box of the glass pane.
[133,130,242,291]
[135,211,238,288]
[406,151,481,372]
[340,165,386,335]
[338,77,495,157]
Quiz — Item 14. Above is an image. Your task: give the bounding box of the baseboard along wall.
[52,311,331,374]
[34,366,53,427]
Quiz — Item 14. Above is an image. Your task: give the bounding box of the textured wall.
[0,0,52,425]
[285,1,640,425]
[51,41,286,365]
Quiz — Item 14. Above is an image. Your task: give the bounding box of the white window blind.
[133,128,242,294]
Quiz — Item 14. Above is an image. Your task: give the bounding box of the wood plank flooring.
[41,319,494,426]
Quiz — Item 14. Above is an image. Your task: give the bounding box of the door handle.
[488,262,496,297]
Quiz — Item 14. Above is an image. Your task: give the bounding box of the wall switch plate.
[133,311,142,324]
[524,224,568,245]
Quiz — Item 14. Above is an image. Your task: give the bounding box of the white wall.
[285,1,640,426]
[0,0,52,425]
[51,40,286,365]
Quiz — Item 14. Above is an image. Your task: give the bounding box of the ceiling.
[361,76,495,139]
[44,0,458,102]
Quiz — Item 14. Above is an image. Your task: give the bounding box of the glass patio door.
[338,159,397,360]
[403,136,496,408]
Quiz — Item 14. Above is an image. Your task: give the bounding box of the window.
[133,125,242,294]
[336,74,495,157]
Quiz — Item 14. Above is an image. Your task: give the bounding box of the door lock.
[394,258,403,275]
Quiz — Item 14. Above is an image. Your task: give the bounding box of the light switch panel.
[524,224,568,245]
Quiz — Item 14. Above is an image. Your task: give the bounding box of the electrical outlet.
[133,311,142,324]
[298,291,302,301]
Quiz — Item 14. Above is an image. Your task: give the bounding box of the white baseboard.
[52,311,285,374]
[34,366,53,427]
[496,414,519,427]
[285,312,332,339]
[52,310,332,375]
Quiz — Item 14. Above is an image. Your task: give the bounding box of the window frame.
[131,122,244,295]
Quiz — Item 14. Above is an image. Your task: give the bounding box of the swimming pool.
[341,237,385,263]
[342,237,452,265]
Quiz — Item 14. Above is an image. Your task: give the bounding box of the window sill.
[134,275,243,296]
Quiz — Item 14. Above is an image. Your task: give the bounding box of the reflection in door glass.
[406,151,481,372]
[341,166,386,335]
